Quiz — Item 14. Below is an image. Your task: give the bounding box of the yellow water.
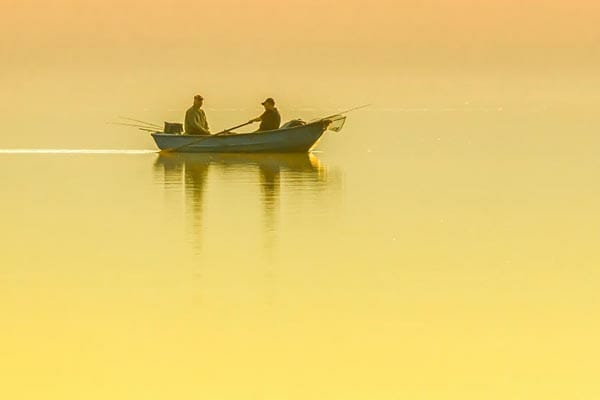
[2,0,600,397]
[1,102,599,398]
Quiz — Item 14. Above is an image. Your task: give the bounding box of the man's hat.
[194,94,204,100]
[261,97,275,105]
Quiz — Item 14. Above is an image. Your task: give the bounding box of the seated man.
[184,94,210,135]
[249,97,281,131]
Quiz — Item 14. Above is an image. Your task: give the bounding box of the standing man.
[184,94,210,135]
[249,97,281,131]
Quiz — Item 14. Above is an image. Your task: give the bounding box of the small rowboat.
[151,120,333,153]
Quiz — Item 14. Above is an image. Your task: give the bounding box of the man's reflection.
[153,153,331,250]
[258,160,280,236]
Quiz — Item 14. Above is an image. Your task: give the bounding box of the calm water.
[1,106,599,399]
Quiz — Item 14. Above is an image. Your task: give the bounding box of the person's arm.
[187,116,210,134]
[197,125,210,135]
[249,111,266,124]
[188,111,210,135]
[199,110,210,134]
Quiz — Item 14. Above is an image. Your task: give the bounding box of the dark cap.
[261,97,275,105]
[194,94,204,101]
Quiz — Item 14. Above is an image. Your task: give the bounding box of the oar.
[161,121,253,153]
[218,121,255,133]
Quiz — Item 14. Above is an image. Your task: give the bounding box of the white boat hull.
[151,121,328,153]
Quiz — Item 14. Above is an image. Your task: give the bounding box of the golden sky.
[1,0,598,148]
[2,0,599,71]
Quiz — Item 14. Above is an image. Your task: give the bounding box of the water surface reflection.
[153,152,341,252]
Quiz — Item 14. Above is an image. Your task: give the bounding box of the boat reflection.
[153,152,338,252]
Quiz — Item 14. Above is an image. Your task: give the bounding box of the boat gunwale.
[150,120,326,139]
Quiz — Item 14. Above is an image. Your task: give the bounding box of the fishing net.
[326,114,346,132]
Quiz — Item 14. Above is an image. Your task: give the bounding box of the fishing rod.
[110,122,161,130]
[117,116,162,128]
[321,104,371,120]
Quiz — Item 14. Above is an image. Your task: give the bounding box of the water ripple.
[0,149,156,154]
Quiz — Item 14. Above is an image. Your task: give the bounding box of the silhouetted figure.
[184,95,210,135]
[249,98,281,131]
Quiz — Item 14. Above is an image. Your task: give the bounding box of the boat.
[151,119,334,153]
